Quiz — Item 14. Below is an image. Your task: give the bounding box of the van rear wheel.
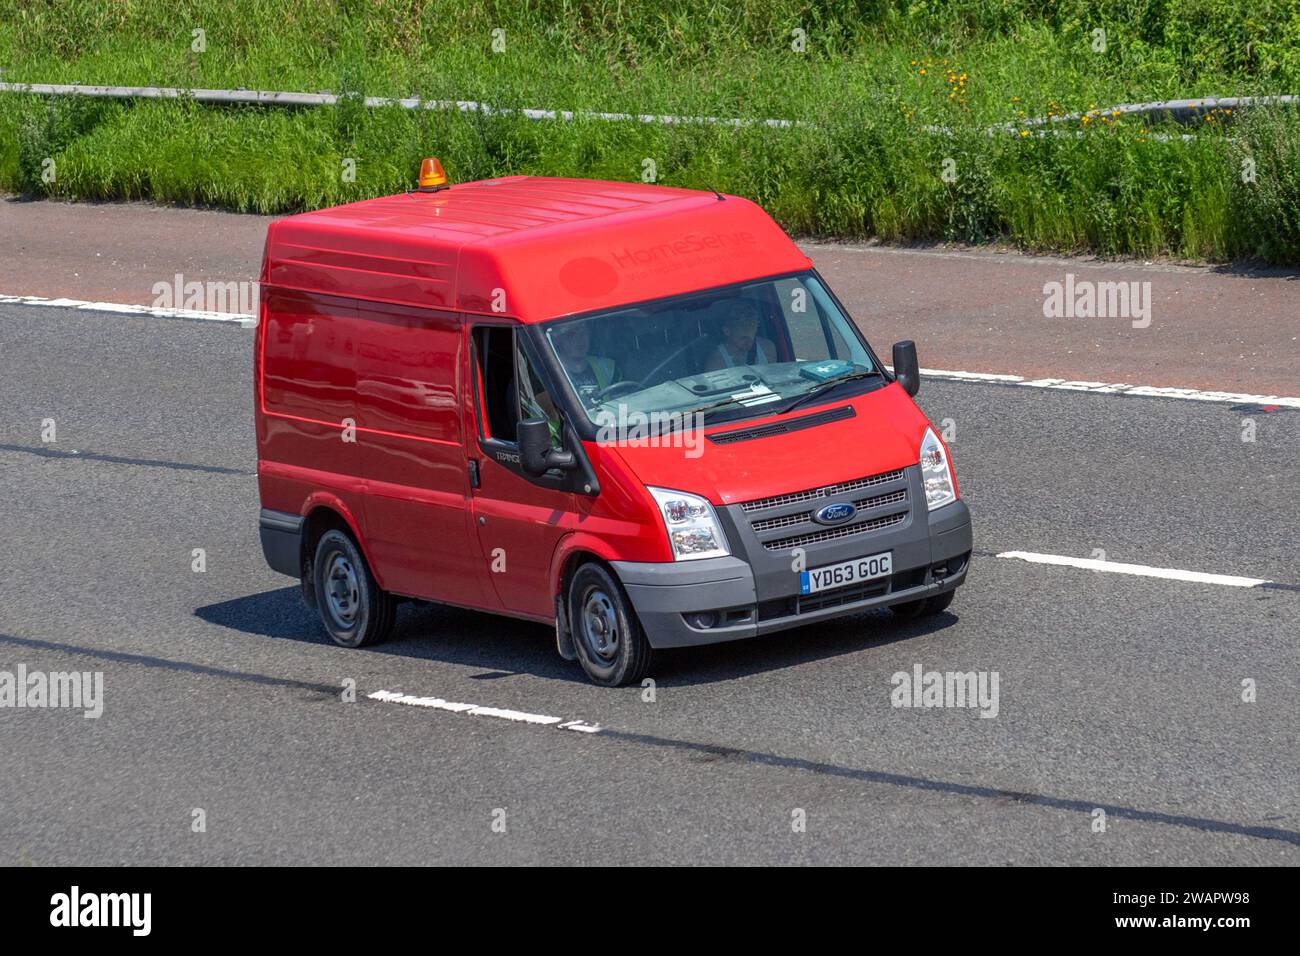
[312,529,396,648]
[568,563,652,687]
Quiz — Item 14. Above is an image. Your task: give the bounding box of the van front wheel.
[312,529,396,648]
[889,588,956,620]
[568,564,652,687]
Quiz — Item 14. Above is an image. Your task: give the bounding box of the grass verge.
[1,1,1297,263]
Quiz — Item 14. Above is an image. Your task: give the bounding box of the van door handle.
[468,459,481,488]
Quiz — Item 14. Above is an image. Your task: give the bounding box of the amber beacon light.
[417,157,450,191]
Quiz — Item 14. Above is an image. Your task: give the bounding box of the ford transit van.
[255,163,972,685]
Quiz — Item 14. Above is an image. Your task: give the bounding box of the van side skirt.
[260,509,304,578]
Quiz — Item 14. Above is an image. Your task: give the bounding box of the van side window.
[772,276,866,364]
[473,326,561,447]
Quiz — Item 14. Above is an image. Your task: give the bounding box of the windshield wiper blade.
[776,370,883,415]
[679,395,758,418]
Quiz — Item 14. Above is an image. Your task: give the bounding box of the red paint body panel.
[262,178,811,322]
[608,384,932,507]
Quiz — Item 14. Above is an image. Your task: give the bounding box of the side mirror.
[892,340,920,397]
[519,418,576,476]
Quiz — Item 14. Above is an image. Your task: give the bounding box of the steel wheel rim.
[325,552,360,626]
[580,589,619,662]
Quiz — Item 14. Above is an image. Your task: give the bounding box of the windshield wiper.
[679,394,770,419]
[775,370,883,416]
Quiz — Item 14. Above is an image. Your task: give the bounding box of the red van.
[255,164,971,685]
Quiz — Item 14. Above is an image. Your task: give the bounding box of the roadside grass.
[1,1,1297,263]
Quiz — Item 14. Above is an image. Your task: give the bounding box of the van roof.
[261,176,812,322]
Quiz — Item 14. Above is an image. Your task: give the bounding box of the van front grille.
[740,468,906,513]
[762,510,908,552]
[749,488,908,533]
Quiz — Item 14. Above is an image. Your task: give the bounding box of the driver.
[552,321,616,404]
[705,299,777,370]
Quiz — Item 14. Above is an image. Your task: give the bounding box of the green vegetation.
[0,1,1297,262]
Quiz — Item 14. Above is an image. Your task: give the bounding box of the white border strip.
[919,367,1300,409]
[996,550,1270,588]
[0,292,255,327]
[368,689,601,732]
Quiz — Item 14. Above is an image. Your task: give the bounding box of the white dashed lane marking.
[368,689,602,732]
[996,551,1272,588]
[0,293,255,326]
[909,367,1300,409]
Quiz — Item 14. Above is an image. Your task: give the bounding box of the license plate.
[800,551,893,595]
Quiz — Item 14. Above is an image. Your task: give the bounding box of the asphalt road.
[0,303,1296,865]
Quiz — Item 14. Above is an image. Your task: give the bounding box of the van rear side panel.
[353,301,491,607]
[257,288,367,522]
[256,283,493,606]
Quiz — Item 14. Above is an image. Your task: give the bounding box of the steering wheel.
[595,380,643,401]
[638,336,710,388]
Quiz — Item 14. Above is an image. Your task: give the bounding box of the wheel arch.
[549,532,626,610]
[300,496,387,591]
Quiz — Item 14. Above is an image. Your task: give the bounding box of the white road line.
[916,367,1024,383]
[878,365,1300,407]
[917,368,1300,408]
[3,292,1295,409]
[996,551,1271,588]
[0,292,255,327]
[368,689,601,732]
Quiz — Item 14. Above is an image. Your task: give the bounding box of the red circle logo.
[559,257,619,298]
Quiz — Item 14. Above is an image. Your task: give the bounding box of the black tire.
[889,588,956,620]
[312,529,396,648]
[568,563,652,687]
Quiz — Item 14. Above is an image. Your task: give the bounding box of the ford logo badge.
[815,502,857,525]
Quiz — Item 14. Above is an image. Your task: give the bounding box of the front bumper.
[613,497,972,649]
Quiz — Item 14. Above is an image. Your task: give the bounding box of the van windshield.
[542,273,880,431]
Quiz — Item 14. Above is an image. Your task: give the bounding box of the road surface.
[1,300,1295,865]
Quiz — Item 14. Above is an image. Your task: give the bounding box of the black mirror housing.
[518,418,575,476]
[892,340,920,397]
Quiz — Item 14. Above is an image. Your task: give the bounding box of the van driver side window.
[473,326,561,448]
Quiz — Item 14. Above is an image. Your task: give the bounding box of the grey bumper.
[614,498,972,649]
[259,509,304,578]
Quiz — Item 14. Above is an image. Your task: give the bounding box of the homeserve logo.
[890,663,999,717]
[611,231,757,269]
[50,886,151,936]
[0,664,103,718]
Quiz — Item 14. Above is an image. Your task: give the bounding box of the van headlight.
[648,487,731,560]
[919,428,957,510]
